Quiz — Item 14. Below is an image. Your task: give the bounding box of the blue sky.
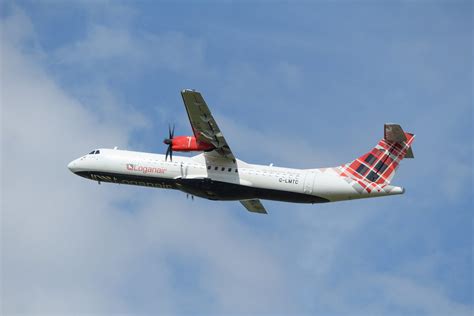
[1,1,472,315]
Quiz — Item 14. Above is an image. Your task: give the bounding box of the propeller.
[163,124,175,161]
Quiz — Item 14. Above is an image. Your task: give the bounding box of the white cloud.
[0,5,37,49]
[0,10,288,315]
[54,25,207,77]
[56,25,145,63]
[1,12,139,314]
[305,272,473,316]
[368,274,472,316]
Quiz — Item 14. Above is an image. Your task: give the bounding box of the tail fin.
[339,124,415,188]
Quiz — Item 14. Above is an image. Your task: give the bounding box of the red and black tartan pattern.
[336,133,415,193]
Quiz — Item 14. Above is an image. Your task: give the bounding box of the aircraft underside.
[75,171,329,204]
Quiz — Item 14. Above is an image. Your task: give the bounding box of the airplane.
[68,89,415,214]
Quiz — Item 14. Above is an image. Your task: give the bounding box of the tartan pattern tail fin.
[338,124,415,188]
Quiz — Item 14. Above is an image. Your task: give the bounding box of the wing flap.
[240,199,267,214]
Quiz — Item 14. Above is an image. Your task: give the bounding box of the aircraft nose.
[67,160,77,173]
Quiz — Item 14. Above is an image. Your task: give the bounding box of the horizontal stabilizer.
[240,199,267,214]
[384,123,414,158]
[384,124,407,143]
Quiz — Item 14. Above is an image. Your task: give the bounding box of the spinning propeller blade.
[163,124,175,161]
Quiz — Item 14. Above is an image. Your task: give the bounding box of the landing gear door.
[303,172,315,195]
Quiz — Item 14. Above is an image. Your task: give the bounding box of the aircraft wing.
[240,199,267,214]
[181,89,235,160]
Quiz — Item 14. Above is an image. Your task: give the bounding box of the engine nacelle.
[171,136,214,152]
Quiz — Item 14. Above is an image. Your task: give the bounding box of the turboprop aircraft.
[68,89,415,214]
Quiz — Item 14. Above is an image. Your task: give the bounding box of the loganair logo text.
[127,164,166,174]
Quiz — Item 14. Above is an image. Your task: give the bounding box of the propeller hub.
[164,138,172,145]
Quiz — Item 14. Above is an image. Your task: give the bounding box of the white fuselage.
[68,148,404,203]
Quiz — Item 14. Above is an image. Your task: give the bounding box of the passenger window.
[235,169,238,172]
[207,165,211,170]
[228,168,232,172]
[221,167,225,171]
[214,166,218,171]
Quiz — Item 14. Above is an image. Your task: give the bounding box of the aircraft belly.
[72,168,329,203]
[74,171,177,190]
[175,177,328,203]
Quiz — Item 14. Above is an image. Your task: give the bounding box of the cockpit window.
[95,150,100,154]
[88,151,95,155]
